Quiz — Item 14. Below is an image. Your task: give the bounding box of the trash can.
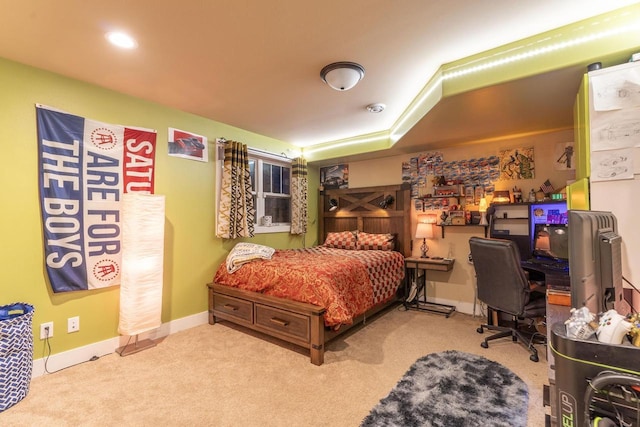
[551,322,640,426]
[0,303,35,412]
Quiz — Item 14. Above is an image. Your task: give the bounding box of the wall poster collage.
[402,148,535,212]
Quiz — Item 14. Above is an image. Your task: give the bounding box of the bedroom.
[1,2,640,425]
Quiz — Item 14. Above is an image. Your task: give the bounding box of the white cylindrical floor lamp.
[117,193,165,356]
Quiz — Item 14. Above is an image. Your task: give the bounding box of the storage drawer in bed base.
[254,303,310,342]
[208,283,326,365]
[212,293,253,326]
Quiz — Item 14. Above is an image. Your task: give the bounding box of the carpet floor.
[0,305,548,426]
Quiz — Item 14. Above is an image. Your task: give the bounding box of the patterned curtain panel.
[290,157,308,235]
[216,141,255,239]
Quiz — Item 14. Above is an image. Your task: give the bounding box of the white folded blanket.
[226,242,276,273]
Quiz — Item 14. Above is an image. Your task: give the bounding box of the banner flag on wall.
[36,105,157,293]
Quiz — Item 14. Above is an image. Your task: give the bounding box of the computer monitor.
[532,223,569,262]
[568,210,624,314]
[529,201,568,259]
[529,201,568,226]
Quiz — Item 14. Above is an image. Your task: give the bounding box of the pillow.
[323,231,357,250]
[357,232,395,251]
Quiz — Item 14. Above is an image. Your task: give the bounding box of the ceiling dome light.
[320,62,365,91]
[366,103,386,113]
[105,31,138,49]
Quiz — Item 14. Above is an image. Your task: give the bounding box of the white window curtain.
[216,140,255,239]
[290,156,308,235]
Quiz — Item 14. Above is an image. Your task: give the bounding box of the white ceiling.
[1,1,638,161]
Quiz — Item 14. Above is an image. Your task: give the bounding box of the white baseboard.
[31,301,484,378]
[32,311,209,378]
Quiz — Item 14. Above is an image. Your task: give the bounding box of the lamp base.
[479,213,488,226]
[420,239,429,258]
[116,338,157,357]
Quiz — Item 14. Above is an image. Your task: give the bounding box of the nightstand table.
[404,257,456,317]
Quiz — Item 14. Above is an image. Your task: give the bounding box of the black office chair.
[469,236,546,362]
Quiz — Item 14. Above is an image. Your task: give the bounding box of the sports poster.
[36,105,157,292]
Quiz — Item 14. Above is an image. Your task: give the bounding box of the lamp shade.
[492,190,510,203]
[320,62,365,91]
[478,197,488,213]
[119,193,165,336]
[415,222,433,239]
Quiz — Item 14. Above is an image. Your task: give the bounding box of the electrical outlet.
[67,316,80,333]
[40,322,53,340]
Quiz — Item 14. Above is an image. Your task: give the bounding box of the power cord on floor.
[40,328,109,375]
[41,327,53,374]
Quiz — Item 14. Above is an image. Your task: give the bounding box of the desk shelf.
[437,224,488,238]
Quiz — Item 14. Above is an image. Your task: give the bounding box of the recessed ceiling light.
[105,31,138,49]
[366,103,386,113]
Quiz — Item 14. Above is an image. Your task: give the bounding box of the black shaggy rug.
[361,350,528,427]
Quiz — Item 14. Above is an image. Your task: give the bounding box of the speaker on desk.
[486,206,496,228]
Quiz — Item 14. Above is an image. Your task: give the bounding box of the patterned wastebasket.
[0,303,34,412]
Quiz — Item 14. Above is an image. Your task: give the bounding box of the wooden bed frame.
[208,183,412,365]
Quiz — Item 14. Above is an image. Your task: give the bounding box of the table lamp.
[478,197,488,226]
[415,222,434,258]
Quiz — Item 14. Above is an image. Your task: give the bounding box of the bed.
[207,183,412,365]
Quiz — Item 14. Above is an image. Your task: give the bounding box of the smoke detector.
[366,103,385,113]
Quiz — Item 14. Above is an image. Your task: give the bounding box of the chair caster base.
[477,326,484,334]
[480,341,489,349]
[529,353,539,362]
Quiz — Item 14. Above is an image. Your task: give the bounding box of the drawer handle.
[270,317,289,327]
[223,304,238,311]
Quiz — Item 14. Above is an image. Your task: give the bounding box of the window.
[249,153,291,233]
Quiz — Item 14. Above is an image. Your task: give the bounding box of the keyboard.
[522,258,569,273]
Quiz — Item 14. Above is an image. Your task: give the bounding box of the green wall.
[0,57,318,356]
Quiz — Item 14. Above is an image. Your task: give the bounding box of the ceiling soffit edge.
[306,4,640,163]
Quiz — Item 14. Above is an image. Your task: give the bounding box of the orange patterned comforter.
[213,247,405,327]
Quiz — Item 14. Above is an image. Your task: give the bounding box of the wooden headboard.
[319,183,412,257]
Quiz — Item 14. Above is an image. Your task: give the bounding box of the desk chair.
[469,236,546,362]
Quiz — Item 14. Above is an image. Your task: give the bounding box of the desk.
[521,260,571,427]
[404,257,455,317]
[520,259,570,291]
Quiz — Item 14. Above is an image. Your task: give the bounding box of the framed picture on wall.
[320,164,349,189]
[168,128,208,162]
[554,142,575,171]
[499,147,535,180]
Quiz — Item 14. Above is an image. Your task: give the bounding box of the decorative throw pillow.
[323,231,357,250]
[357,232,395,251]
